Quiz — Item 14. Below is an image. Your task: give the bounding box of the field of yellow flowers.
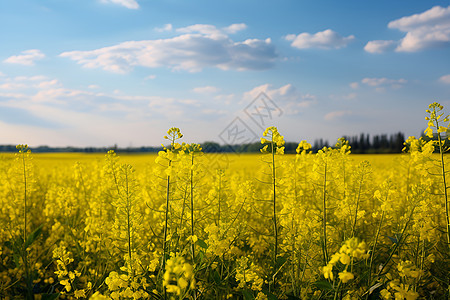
[0,103,449,300]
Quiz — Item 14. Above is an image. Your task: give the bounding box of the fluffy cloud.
[324,110,352,121]
[213,93,235,105]
[155,23,173,32]
[223,23,247,34]
[364,40,396,53]
[285,29,355,49]
[366,5,450,53]
[175,23,247,37]
[100,0,139,9]
[60,23,276,73]
[0,74,192,119]
[4,49,45,66]
[390,5,450,52]
[243,83,316,115]
[0,75,59,91]
[349,82,359,89]
[0,73,231,146]
[361,77,408,92]
[361,77,407,89]
[440,74,450,84]
[389,5,450,31]
[192,86,220,94]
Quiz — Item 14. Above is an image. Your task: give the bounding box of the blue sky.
[0,0,449,147]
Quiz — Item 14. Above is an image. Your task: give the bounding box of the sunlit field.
[1,104,450,300]
[4,153,400,174]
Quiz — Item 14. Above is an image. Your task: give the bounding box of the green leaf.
[25,224,43,249]
[13,253,20,268]
[314,280,334,291]
[368,282,383,294]
[212,269,221,284]
[262,290,278,300]
[197,250,205,264]
[275,255,287,269]
[42,293,60,300]
[243,290,254,300]
[386,235,397,244]
[196,238,208,249]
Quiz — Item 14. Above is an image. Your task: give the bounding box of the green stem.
[351,175,363,238]
[435,118,450,248]
[376,202,417,278]
[366,210,384,299]
[434,116,450,299]
[162,136,175,277]
[271,141,278,274]
[190,153,195,263]
[323,161,329,265]
[333,280,342,300]
[162,168,171,271]
[21,149,33,300]
[125,167,134,280]
[218,171,222,228]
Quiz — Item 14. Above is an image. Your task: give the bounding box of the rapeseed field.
[0,103,449,299]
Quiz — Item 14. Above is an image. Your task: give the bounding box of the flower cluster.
[260,126,285,154]
[424,102,449,138]
[323,238,369,283]
[163,256,195,298]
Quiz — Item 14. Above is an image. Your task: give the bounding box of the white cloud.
[324,110,352,121]
[15,75,47,81]
[4,49,45,66]
[37,79,61,89]
[88,84,100,89]
[223,23,247,34]
[144,75,156,80]
[361,77,407,89]
[440,74,450,84]
[201,108,227,115]
[285,29,355,49]
[0,75,59,91]
[388,5,450,31]
[100,0,139,9]
[176,24,222,35]
[243,83,317,115]
[60,23,276,73]
[366,5,450,52]
[0,73,232,146]
[350,82,359,89]
[364,40,396,53]
[155,24,173,32]
[175,23,246,37]
[214,93,235,105]
[331,92,358,101]
[192,86,220,94]
[0,83,25,90]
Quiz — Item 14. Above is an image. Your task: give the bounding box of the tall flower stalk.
[314,147,332,265]
[156,128,183,272]
[184,143,202,263]
[105,150,139,280]
[425,102,450,248]
[260,126,285,287]
[16,144,35,300]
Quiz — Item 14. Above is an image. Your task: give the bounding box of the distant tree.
[202,141,222,153]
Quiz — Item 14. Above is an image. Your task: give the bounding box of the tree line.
[0,132,415,154]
